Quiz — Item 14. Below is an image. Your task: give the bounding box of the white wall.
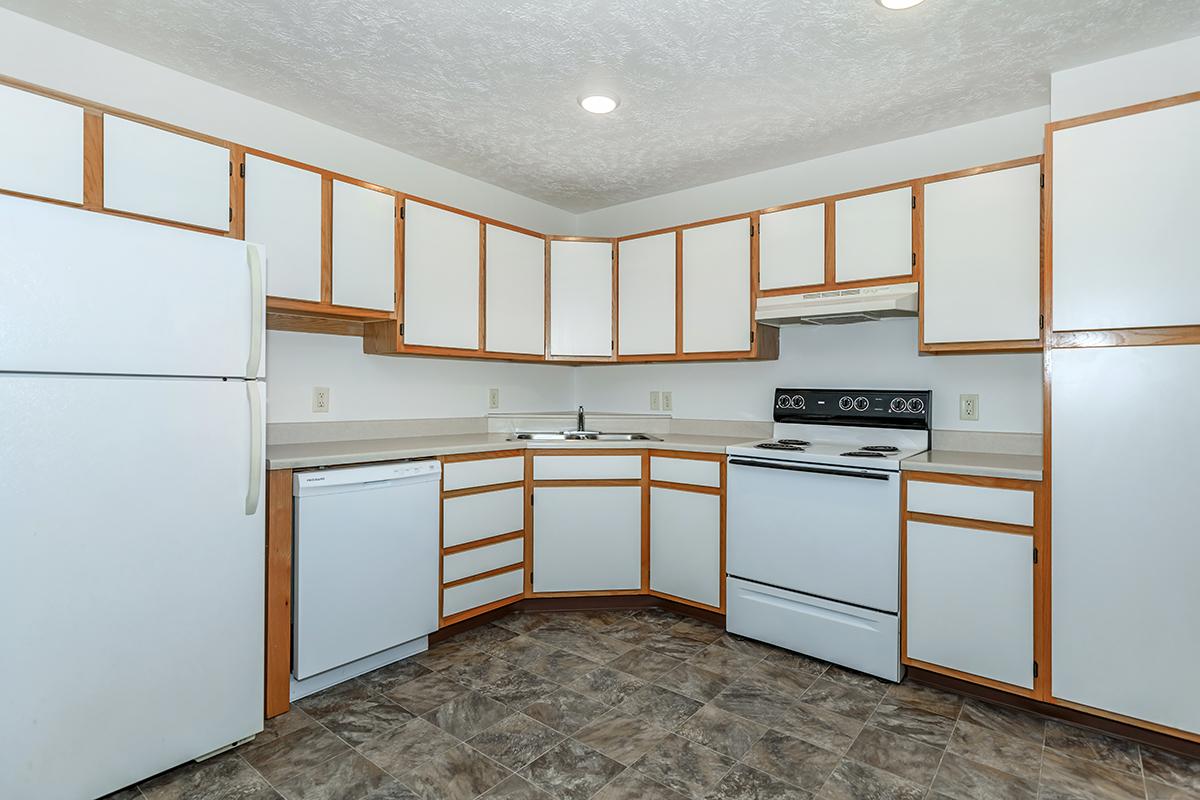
[1051,35,1200,121]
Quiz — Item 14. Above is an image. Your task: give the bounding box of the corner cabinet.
[403,199,481,350]
[0,83,84,204]
[617,232,677,356]
[244,153,323,303]
[682,218,752,354]
[548,239,614,359]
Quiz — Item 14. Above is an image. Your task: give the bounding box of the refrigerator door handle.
[245,381,263,515]
[245,245,264,379]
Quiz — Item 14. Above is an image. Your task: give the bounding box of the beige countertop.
[267,432,758,470]
[901,450,1043,482]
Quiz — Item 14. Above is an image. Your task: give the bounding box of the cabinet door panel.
[403,200,479,349]
[103,115,230,231]
[1052,101,1200,331]
[0,84,83,204]
[923,164,1041,344]
[618,233,676,356]
[682,219,750,353]
[244,154,322,302]
[549,240,612,357]
[331,181,395,311]
[533,486,641,592]
[834,186,912,283]
[650,488,720,608]
[759,204,825,290]
[485,225,545,355]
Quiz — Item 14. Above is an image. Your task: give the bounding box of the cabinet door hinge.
[399,205,405,220]
[1039,314,1045,330]
[228,161,232,177]
[398,322,405,336]
[1040,173,1045,189]
[1033,547,1039,564]
[750,222,755,237]
[229,206,233,223]
[751,329,755,344]
[912,196,916,210]
[911,252,917,267]
[1033,660,1039,678]
[530,493,534,506]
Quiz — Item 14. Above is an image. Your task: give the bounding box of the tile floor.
[104,608,1200,800]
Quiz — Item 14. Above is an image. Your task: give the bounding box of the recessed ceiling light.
[579,95,619,114]
[877,0,926,8]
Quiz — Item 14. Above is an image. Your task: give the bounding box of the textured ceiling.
[6,1,1200,211]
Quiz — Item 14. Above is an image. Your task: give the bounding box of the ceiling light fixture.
[579,94,619,114]
[876,0,926,8]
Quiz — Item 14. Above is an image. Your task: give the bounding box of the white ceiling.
[6,1,1200,212]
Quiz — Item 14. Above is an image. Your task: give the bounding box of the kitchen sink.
[507,432,662,442]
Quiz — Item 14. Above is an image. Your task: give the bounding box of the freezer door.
[0,375,265,800]
[0,194,265,378]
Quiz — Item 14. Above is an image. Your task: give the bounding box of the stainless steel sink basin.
[507,432,661,442]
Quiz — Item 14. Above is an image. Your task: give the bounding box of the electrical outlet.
[662,391,673,412]
[488,387,500,410]
[960,393,979,421]
[312,386,330,413]
[650,391,661,411]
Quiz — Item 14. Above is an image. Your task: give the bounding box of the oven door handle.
[728,458,892,481]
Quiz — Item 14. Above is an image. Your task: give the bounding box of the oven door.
[727,456,900,613]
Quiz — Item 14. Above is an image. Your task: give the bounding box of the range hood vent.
[756,282,918,326]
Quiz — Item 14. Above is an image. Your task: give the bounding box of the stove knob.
[906,397,925,414]
[838,396,854,411]
[791,394,805,410]
[777,395,792,409]
[890,397,908,413]
[853,396,869,411]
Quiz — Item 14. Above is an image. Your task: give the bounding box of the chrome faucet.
[577,405,586,433]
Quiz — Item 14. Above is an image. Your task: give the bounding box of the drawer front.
[533,455,642,481]
[650,456,720,487]
[443,537,525,584]
[443,456,524,491]
[443,487,524,548]
[907,480,1034,527]
[443,568,524,618]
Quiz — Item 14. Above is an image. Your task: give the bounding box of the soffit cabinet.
[0,82,84,205]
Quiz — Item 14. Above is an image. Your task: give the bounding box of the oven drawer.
[727,577,901,682]
[906,480,1034,527]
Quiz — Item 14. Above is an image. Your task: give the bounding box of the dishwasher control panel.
[294,459,441,493]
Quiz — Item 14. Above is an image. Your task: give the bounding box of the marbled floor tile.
[867,698,959,749]
[574,709,672,766]
[819,666,891,698]
[592,768,690,800]
[1142,745,1200,793]
[1044,720,1143,776]
[772,701,863,754]
[631,734,736,798]
[761,649,829,679]
[642,628,717,661]
[569,610,632,632]
[818,758,926,800]
[384,672,470,715]
[363,783,422,800]
[485,635,557,668]
[615,684,703,730]
[468,713,564,771]
[955,701,1044,746]
[606,646,685,682]
[480,774,555,799]
[270,750,393,800]
[483,668,561,710]
[669,617,723,642]
[520,687,611,735]
[241,725,350,787]
[929,751,1038,800]
[655,662,729,703]
[444,651,524,691]
[627,608,688,628]
[741,729,841,791]
[414,642,480,672]
[299,692,415,748]
[568,666,647,707]
[1146,779,1200,800]
[99,789,145,800]
[296,679,376,715]
[688,644,764,680]
[884,682,965,721]
[449,623,520,650]
[844,724,945,786]
[597,617,659,646]
[1038,748,1147,800]
[493,613,553,635]
[401,742,511,800]
[676,703,767,760]
[709,632,777,659]
[423,690,513,740]
[706,764,812,800]
[736,660,821,697]
[800,678,884,722]
[528,624,630,662]
[711,682,793,729]
[140,753,279,800]
[946,720,1042,780]
[356,717,462,777]
[523,649,600,684]
[519,738,625,800]
[358,658,434,695]
[241,707,318,756]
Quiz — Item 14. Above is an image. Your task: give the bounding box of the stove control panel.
[773,388,932,429]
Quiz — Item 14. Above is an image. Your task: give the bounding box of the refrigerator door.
[0,375,266,800]
[0,194,265,379]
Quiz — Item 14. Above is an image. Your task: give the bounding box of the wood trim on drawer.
[903,470,1041,491]
[533,479,642,488]
[441,593,524,627]
[647,449,725,462]
[906,511,1033,536]
[442,529,524,556]
[649,589,721,614]
[440,449,525,463]
[442,561,523,589]
[902,656,1039,700]
[442,480,524,499]
[649,480,722,496]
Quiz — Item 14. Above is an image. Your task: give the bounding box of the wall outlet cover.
[488,387,500,409]
[662,391,673,412]
[959,393,979,422]
[312,386,330,413]
[650,391,661,411]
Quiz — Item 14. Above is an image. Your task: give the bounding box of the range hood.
[756,282,918,326]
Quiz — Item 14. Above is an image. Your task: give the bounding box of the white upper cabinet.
[243,154,323,302]
[103,115,230,231]
[923,163,1042,344]
[682,218,751,353]
[485,225,545,355]
[834,186,913,283]
[618,232,676,356]
[331,180,395,311]
[0,84,83,204]
[549,240,613,357]
[759,204,825,290]
[403,200,479,349]
[1052,100,1200,331]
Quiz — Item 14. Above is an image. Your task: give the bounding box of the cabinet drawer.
[443,456,524,491]
[650,456,720,488]
[907,480,1033,527]
[533,455,642,481]
[443,568,524,618]
[443,537,524,584]
[443,487,524,547]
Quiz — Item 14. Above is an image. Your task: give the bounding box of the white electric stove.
[725,388,931,682]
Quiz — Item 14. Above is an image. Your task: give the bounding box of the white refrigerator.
[0,194,267,800]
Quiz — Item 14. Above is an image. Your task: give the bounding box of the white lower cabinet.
[532,486,641,592]
[905,521,1034,689]
[650,487,720,608]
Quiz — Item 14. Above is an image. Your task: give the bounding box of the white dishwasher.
[293,459,440,683]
